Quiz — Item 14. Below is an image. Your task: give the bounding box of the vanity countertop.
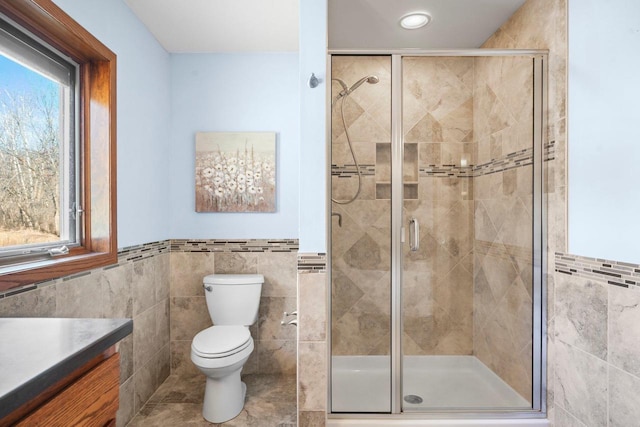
[0,317,132,420]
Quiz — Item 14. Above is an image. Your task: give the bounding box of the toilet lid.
[192,325,251,358]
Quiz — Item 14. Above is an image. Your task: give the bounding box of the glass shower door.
[330,55,392,413]
[400,55,537,411]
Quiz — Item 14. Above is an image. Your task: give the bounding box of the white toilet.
[191,273,264,423]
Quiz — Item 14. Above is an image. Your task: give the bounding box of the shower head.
[332,75,379,106]
[347,75,379,94]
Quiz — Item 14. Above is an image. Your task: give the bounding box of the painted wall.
[53,0,172,248]
[568,0,640,263]
[299,0,328,252]
[169,53,299,239]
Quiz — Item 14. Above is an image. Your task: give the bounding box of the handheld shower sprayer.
[331,75,379,205]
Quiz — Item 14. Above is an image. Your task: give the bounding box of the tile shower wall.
[480,0,567,421]
[297,253,328,426]
[169,240,299,377]
[330,56,392,356]
[471,54,535,402]
[0,242,172,427]
[402,57,475,356]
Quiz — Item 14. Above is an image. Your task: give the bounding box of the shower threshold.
[332,355,530,413]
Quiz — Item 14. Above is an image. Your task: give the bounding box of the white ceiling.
[123,0,526,53]
[123,0,299,53]
[329,0,527,50]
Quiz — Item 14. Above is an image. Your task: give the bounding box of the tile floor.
[128,374,297,426]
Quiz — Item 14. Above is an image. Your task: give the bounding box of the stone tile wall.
[330,56,392,356]
[0,241,172,427]
[480,0,567,422]
[553,254,640,426]
[297,253,328,427]
[169,241,299,377]
[471,53,535,401]
[402,57,475,356]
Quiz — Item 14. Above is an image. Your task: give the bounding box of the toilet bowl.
[190,274,264,423]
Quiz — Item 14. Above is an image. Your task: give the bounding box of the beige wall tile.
[0,284,57,317]
[170,340,200,377]
[298,341,327,411]
[299,411,325,427]
[299,272,327,342]
[257,339,296,375]
[213,252,258,274]
[55,274,104,318]
[170,252,215,297]
[169,296,211,341]
[259,251,297,297]
[609,285,640,377]
[608,365,640,427]
[555,275,607,360]
[555,340,607,426]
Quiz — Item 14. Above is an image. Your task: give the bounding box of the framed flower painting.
[195,132,276,212]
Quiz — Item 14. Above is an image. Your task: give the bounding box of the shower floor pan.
[332,355,530,413]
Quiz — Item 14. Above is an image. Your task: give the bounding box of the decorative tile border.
[170,239,298,253]
[555,252,640,290]
[331,164,376,178]
[297,253,327,273]
[332,141,556,180]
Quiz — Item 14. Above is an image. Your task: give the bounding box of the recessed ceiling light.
[399,12,431,30]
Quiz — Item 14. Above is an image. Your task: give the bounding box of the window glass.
[0,17,77,259]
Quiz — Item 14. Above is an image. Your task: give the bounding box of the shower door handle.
[409,218,419,252]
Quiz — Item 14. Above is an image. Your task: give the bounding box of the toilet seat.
[192,325,251,359]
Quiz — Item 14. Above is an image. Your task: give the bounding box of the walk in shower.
[328,51,546,421]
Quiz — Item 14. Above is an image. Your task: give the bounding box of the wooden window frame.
[0,0,117,291]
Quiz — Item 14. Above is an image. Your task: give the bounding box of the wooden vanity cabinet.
[5,352,120,427]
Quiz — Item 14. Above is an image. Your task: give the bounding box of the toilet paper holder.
[281,310,298,326]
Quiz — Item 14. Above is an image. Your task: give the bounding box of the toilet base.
[202,367,247,423]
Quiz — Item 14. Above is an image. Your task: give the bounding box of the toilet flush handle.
[203,284,213,292]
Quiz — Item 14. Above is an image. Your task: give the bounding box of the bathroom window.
[0,15,79,264]
[0,0,117,292]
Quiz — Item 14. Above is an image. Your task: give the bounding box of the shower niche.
[329,53,545,416]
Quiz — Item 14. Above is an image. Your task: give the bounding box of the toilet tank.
[203,274,264,326]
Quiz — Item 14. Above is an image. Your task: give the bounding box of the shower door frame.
[326,49,549,420]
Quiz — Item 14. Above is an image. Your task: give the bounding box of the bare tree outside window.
[0,54,63,248]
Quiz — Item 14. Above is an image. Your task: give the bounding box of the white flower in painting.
[214,156,222,163]
[263,163,271,171]
[237,175,246,184]
[214,164,223,171]
[213,176,224,185]
[238,159,245,166]
[228,181,237,190]
[259,196,265,202]
[203,184,211,191]
[202,168,214,178]
[257,187,263,194]
[228,157,237,165]
[253,171,261,180]
[214,188,224,197]
[237,184,246,193]
[248,185,256,194]
[227,165,237,174]
[246,179,254,187]
[246,170,253,178]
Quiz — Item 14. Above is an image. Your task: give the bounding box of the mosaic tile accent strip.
[0,240,171,298]
[331,142,556,180]
[298,253,327,273]
[331,164,376,178]
[170,239,298,253]
[555,252,640,291]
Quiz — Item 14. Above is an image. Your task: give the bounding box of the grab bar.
[409,218,419,252]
